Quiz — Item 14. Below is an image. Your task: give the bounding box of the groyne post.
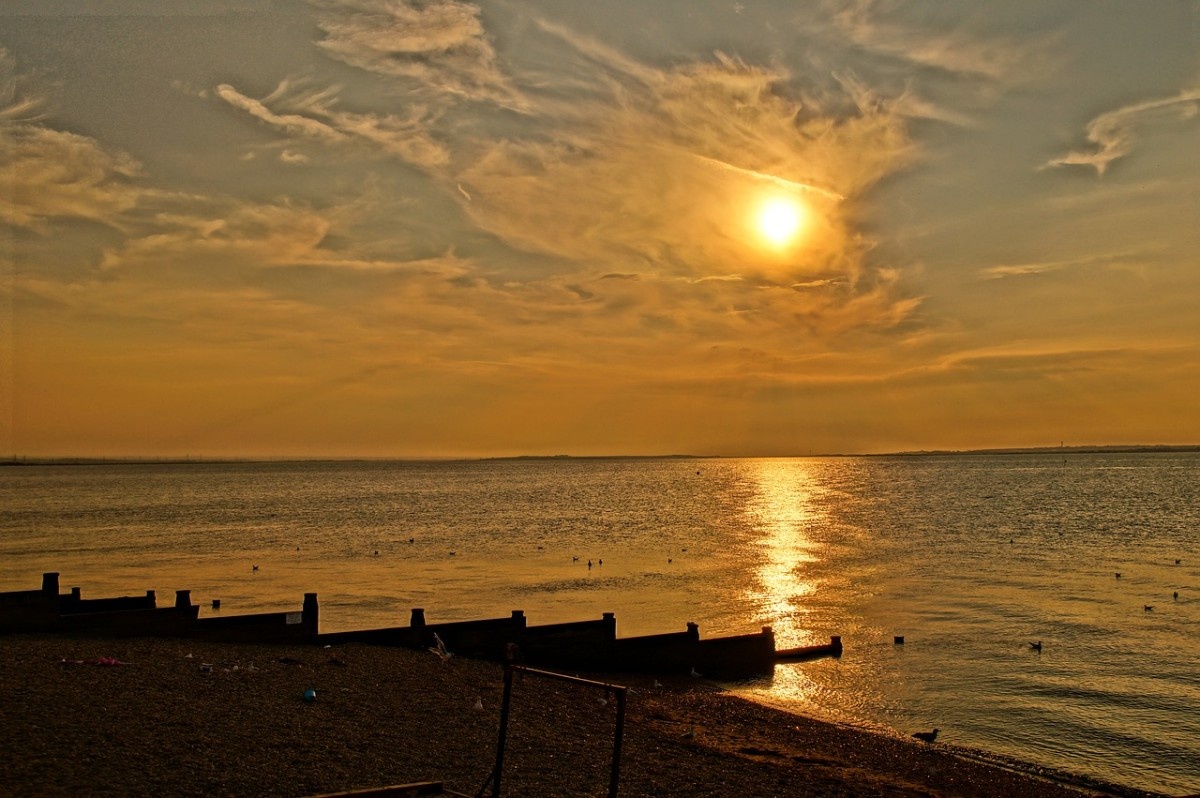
[41,573,59,597]
[175,590,192,610]
[303,593,319,638]
[410,608,426,628]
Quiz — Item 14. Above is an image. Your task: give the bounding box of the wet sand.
[0,635,1164,797]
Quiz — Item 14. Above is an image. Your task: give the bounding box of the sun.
[755,196,807,249]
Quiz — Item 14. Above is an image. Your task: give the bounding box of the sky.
[2,1,1198,459]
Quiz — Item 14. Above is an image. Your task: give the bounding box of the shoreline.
[0,634,1168,797]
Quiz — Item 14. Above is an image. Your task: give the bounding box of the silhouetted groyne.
[1,572,842,679]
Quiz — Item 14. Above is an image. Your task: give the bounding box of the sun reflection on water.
[742,459,827,650]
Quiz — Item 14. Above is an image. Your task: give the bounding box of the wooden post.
[686,622,699,642]
[145,590,156,607]
[602,612,616,641]
[41,572,59,596]
[303,593,319,638]
[410,608,426,627]
[175,590,192,609]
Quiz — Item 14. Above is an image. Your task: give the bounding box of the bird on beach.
[1029,641,1042,652]
[1115,572,1121,579]
[690,666,702,678]
[473,695,484,711]
[252,564,259,572]
[430,633,452,663]
[912,729,939,743]
[1144,605,1154,612]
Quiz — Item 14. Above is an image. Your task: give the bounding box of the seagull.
[1173,591,1179,601]
[912,728,939,743]
[1144,605,1154,612]
[1175,559,1182,565]
[1115,572,1121,579]
[690,667,702,678]
[252,564,259,572]
[473,695,484,711]
[653,679,663,689]
[681,724,696,739]
[430,633,452,663]
[1029,641,1042,652]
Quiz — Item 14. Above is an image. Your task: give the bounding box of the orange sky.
[3,1,1199,458]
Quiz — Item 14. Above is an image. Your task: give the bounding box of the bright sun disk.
[757,197,806,248]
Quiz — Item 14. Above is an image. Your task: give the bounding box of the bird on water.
[912,729,939,743]
[1029,641,1042,652]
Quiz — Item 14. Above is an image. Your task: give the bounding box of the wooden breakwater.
[0,572,841,679]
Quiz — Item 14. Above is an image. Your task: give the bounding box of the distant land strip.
[3,445,1199,467]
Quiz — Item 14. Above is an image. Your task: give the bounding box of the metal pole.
[491,664,515,798]
[609,689,626,798]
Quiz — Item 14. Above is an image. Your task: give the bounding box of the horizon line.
[4,443,1200,466]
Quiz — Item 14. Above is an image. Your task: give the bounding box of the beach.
[0,635,1163,798]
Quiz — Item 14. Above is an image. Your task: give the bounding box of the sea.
[2,454,1197,795]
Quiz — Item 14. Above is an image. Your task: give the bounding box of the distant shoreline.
[3,444,1199,467]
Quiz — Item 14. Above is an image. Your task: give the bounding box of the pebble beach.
[0,635,1168,798]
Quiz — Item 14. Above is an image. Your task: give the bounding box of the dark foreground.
[0,635,1165,797]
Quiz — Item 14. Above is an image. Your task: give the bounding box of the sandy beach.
[0,635,1165,797]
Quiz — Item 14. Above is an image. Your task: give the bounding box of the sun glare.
[756,197,807,249]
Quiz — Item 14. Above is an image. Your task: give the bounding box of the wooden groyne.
[1,572,842,679]
[777,636,843,661]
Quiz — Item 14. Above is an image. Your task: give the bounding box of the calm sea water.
[2,455,1197,795]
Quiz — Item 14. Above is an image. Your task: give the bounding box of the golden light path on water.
[744,459,822,650]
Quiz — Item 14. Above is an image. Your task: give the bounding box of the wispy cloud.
[1044,88,1200,175]
[312,0,527,110]
[211,3,923,339]
[829,0,1051,83]
[215,83,347,142]
[2,126,143,232]
[215,80,449,169]
[1,51,143,232]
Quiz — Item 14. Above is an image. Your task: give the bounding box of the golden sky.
[3,1,1199,458]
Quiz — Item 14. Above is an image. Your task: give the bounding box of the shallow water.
[2,454,1197,794]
